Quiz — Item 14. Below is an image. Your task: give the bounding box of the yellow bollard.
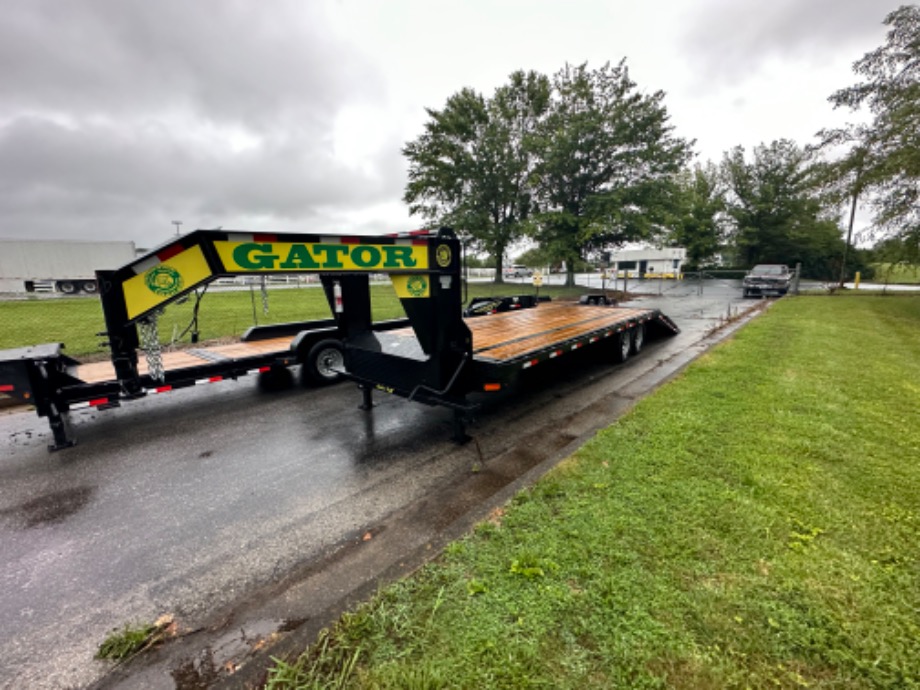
[854,271,861,289]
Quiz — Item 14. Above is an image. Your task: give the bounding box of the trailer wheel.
[631,323,645,355]
[614,329,631,362]
[303,339,345,386]
[81,280,98,294]
[56,280,77,294]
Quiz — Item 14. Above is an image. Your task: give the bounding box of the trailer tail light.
[0,384,13,392]
[333,281,343,313]
[483,383,501,392]
[154,386,173,393]
[89,397,109,407]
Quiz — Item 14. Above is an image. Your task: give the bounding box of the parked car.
[504,264,533,278]
[742,264,792,297]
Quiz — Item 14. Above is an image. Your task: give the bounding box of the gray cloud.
[679,0,887,86]
[0,0,379,127]
[0,0,402,245]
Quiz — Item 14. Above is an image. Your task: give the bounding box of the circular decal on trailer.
[145,265,184,296]
[436,244,452,268]
[407,275,428,297]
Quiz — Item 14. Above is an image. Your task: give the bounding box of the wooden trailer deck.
[375,302,657,364]
[67,303,657,385]
[468,302,653,362]
[69,336,294,384]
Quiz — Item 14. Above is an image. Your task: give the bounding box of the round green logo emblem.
[436,244,452,268]
[145,265,184,296]
[406,275,428,297]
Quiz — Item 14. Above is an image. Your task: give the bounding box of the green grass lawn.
[267,295,920,689]
[0,281,587,357]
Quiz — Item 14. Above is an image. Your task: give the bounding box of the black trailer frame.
[1,227,678,451]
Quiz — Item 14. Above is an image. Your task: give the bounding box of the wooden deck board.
[380,303,654,363]
[469,303,652,361]
[71,336,293,384]
[68,306,654,385]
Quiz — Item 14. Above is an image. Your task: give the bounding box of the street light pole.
[172,220,183,236]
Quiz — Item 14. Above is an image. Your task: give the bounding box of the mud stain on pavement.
[1,485,94,528]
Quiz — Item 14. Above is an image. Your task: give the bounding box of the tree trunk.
[493,244,506,284]
[565,267,576,287]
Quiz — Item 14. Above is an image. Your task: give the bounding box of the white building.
[609,247,686,279]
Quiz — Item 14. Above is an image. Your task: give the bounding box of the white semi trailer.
[0,239,137,294]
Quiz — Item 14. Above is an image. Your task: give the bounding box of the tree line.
[403,5,919,283]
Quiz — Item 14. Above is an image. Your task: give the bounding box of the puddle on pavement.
[171,618,297,689]
[2,486,94,528]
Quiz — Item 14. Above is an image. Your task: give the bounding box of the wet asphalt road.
[1,278,764,689]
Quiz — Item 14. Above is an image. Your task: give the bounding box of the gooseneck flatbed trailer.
[0,228,678,450]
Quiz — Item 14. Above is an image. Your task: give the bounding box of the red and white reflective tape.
[549,349,563,359]
[131,243,186,275]
[70,397,110,410]
[226,232,278,243]
[522,358,540,369]
[571,342,582,350]
[589,336,599,343]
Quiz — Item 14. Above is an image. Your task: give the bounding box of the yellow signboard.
[123,245,212,320]
[214,241,429,272]
[532,270,544,287]
[391,274,430,299]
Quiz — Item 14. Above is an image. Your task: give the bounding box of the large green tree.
[402,71,551,283]
[531,61,692,286]
[721,140,847,277]
[816,5,920,255]
[669,162,727,267]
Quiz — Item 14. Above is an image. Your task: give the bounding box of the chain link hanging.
[138,310,165,383]
[260,275,270,315]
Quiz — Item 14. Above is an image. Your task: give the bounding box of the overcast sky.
[0,0,889,249]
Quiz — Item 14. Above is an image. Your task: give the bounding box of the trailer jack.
[48,407,76,452]
[452,409,471,445]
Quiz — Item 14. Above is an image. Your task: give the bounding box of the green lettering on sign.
[382,245,417,268]
[279,244,320,269]
[233,243,278,270]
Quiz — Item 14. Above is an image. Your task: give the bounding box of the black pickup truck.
[742,264,792,297]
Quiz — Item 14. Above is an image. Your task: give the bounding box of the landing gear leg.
[48,406,76,452]
[452,409,471,445]
[359,384,374,411]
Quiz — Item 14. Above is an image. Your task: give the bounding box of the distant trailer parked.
[0,239,137,294]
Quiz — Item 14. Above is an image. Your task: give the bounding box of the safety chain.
[138,310,165,383]
[260,275,270,315]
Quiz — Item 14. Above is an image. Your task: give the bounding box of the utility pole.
[172,220,183,236]
[839,155,865,289]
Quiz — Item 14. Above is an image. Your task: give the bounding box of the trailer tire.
[303,339,345,386]
[631,323,645,355]
[81,280,98,294]
[614,329,631,363]
[56,280,77,294]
